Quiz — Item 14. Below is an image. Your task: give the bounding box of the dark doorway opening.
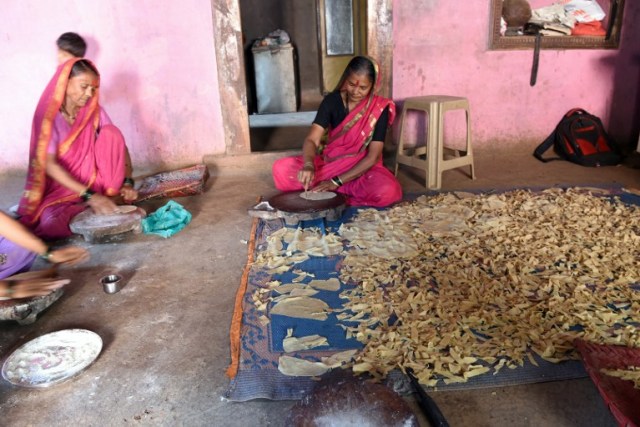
[240,0,323,151]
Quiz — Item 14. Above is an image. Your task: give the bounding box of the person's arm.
[336,140,384,183]
[297,94,337,190]
[0,212,88,299]
[0,277,70,299]
[0,212,48,256]
[297,124,326,190]
[124,148,133,179]
[119,147,138,202]
[370,107,390,142]
[313,140,384,192]
[45,153,118,214]
[100,107,137,202]
[0,212,89,265]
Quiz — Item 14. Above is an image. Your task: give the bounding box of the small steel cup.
[100,274,122,294]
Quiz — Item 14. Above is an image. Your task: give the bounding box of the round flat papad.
[104,205,138,215]
[300,191,337,201]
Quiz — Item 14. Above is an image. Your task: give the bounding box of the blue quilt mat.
[226,187,640,401]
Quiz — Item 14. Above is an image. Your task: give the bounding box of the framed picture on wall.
[325,0,355,55]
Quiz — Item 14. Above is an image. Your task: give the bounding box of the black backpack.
[534,108,623,167]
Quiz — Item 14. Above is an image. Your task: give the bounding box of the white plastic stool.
[395,95,475,189]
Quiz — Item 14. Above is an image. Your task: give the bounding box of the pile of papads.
[251,187,640,388]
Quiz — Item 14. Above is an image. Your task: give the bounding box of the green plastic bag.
[141,200,192,238]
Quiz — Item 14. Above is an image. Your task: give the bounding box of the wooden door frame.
[211,0,393,154]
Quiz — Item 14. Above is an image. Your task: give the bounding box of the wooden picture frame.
[489,0,625,50]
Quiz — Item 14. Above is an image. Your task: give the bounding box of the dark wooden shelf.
[489,0,625,50]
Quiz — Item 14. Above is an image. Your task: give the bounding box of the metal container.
[252,43,298,114]
[100,274,122,294]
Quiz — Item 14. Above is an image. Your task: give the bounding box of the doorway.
[240,0,325,151]
[241,0,369,152]
[211,0,393,154]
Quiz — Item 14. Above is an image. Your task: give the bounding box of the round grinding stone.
[69,206,146,242]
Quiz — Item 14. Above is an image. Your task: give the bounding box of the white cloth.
[561,0,606,23]
[531,3,576,29]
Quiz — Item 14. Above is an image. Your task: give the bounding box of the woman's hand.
[48,247,90,266]
[297,164,315,190]
[87,193,119,215]
[313,180,339,192]
[2,277,70,299]
[297,128,324,190]
[120,185,138,203]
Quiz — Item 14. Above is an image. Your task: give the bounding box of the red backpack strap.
[565,108,588,118]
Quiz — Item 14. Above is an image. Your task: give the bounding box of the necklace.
[60,105,76,123]
[343,93,350,114]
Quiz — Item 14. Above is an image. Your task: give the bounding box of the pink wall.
[2,1,638,175]
[392,1,640,150]
[0,0,225,174]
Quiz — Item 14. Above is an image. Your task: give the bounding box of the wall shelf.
[249,111,317,128]
[489,0,625,50]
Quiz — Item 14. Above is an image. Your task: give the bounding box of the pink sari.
[272,57,402,207]
[18,59,127,239]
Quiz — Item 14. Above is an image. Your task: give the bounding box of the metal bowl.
[100,274,122,294]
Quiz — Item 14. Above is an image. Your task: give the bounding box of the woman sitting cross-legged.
[18,58,138,240]
[272,56,402,207]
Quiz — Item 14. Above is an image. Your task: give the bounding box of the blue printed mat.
[225,186,640,401]
[225,212,362,401]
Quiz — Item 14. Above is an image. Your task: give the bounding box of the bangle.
[123,177,135,187]
[303,161,314,169]
[4,280,16,297]
[331,176,343,187]
[80,189,95,202]
[40,248,52,262]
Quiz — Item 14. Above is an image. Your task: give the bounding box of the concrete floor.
[0,147,638,427]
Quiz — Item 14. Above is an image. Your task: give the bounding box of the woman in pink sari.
[272,56,401,207]
[18,59,137,240]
